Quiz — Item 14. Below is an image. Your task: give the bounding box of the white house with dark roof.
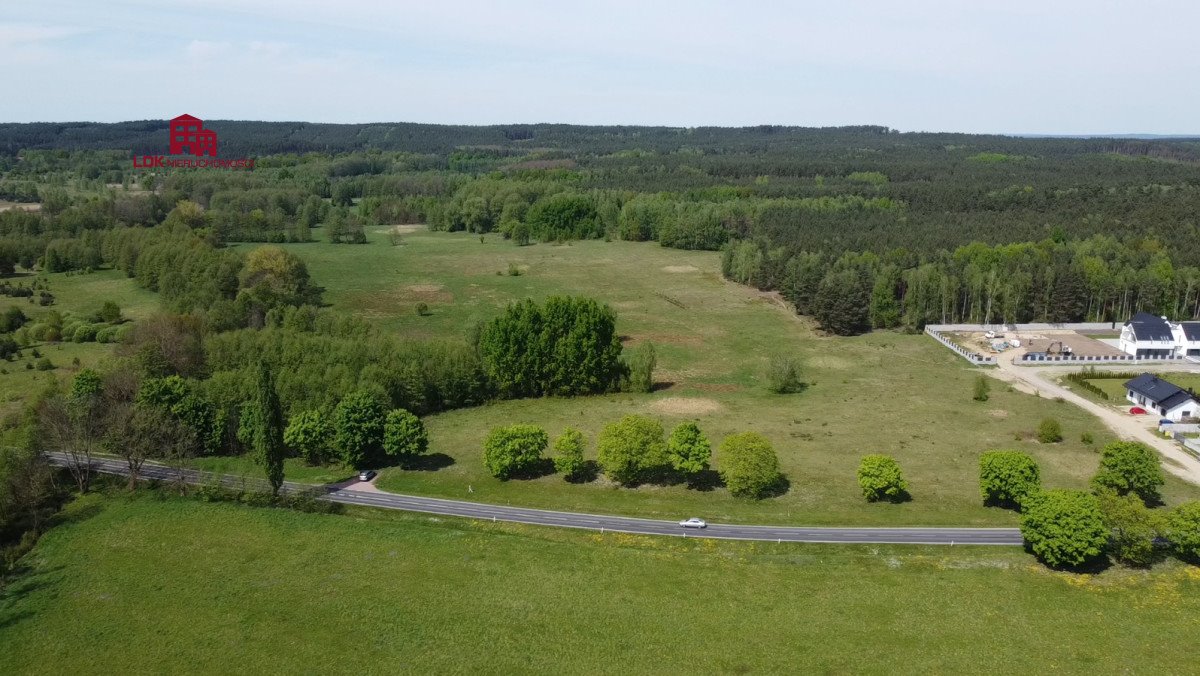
[1125,373,1198,421]
[1119,312,1176,358]
[1173,322,1200,358]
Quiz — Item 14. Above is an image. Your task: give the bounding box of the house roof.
[1125,312,1173,341]
[171,113,201,122]
[1125,373,1198,410]
[1180,322,1200,341]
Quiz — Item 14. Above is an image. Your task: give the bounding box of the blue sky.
[1,0,1195,134]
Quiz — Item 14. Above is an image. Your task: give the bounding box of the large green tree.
[718,432,782,499]
[483,424,548,480]
[244,363,286,495]
[283,409,333,466]
[552,427,587,482]
[979,450,1041,509]
[1166,501,1200,562]
[1020,490,1108,568]
[857,454,908,502]
[667,422,711,477]
[597,415,667,486]
[1091,441,1164,504]
[812,269,871,336]
[383,409,429,462]
[333,390,386,469]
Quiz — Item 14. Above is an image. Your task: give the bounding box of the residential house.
[1124,373,1198,422]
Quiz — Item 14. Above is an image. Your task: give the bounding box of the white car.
[679,517,707,529]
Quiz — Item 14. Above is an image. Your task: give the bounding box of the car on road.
[358,470,377,482]
[679,517,707,529]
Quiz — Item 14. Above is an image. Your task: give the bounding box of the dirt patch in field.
[988,409,1009,420]
[404,284,453,303]
[390,224,428,234]
[691,383,742,393]
[649,397,724,416]
[619,333,700,348]
[0,201,40,213]
[662,265,699,273]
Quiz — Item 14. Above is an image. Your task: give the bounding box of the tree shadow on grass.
[685,469,725,492]
[869,489,913,504]
[506,458,557,481]
[651,381,676,392]
[0,564,64,630]
[758,474,791,499]
[398,453,455,472]
[564,460,600,484]
[1025,548,1114,575]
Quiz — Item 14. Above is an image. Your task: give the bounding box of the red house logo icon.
[169,114,218,157]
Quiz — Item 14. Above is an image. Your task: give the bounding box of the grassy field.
[266,228,1200,525]
[0,269,156,422]
[2,493,1199,675]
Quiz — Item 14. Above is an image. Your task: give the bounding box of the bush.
[1166,501,1200,562]
[766,356,806,394]
[626,341,656,393]
[1081,431,1094,445]
[718,432,782,499]
[332,390,386,469]
[972,374,990,402]
[597,415,667,486]
[667,422,711,476]
[1091,441,1164,504]
[415,302,431,316]
[483,424,548,479]
[552,427,586,481]
[1037,418,1062,443]
[34,357,53,371]
[857,454,908,502]
[1097,489,1163,567]
[1020,489,1108,568]
[979,450,1041,509]
[383,408,428,460]
[284,409,333,465]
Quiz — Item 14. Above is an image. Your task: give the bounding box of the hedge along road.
[47,452,1022,546]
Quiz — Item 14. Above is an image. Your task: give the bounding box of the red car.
[1129,407,1148,415]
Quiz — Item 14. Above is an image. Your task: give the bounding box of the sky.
[0,0,1195,134]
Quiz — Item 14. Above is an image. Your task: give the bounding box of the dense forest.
[3,122,1200,332]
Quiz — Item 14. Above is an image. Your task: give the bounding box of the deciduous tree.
[1091,441,1164,504]
[1020,489,1108,568]
[718,432,782,499]
[597,415,667,486]
[979,450,1040,509]
[483,424,548,480]
[857,454,908,502]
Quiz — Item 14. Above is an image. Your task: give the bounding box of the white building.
[1173,322,1200,358]
[1125,373,1198,422]
[1119,312,1175,358]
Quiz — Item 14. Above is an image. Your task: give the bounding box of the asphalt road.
[49,453,1023,546]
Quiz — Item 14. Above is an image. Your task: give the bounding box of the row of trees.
[978,444,1200,568]
[481,418,783,499]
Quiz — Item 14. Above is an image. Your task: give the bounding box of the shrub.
[597,415,666,486]
[552,427,586,481]
[383,409,428,460]
[1020,489,1108,568]
[626,341,656,393]
[857,454,908,502]
[767,356,806,394]
[34,357,53,371]
[97,300,122,323]
[1091,441,1164,504]
[1166,502,1200,562]
[483,424,548,480]
[667,422,711,476]
[979,450,1041,509]
[332,390,386,469]
[284,409,333,465]
[718,432,782,499]
[1096,489,1163,567]
[507,262,522,276]
[973,374,990,402]
[1037,418,1062,443]
[415,302,431,316]
[1081,431,1094,445]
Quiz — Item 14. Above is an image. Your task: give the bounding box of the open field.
[3,493,1200,675]
[274,229,1200,524]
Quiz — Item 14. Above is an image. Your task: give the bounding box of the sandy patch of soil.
[649,397,724,416]
[988,409,1009,419]
[404,284,453,303]
[662,265,699,273]
[622,333,704,347]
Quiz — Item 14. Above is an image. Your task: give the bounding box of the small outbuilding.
[1124,373,1198,422]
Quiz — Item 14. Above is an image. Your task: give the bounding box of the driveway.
[988,352,1200,485]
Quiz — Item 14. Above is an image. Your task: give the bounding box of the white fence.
[924,326,996,366]
[1018,353,1190,365]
